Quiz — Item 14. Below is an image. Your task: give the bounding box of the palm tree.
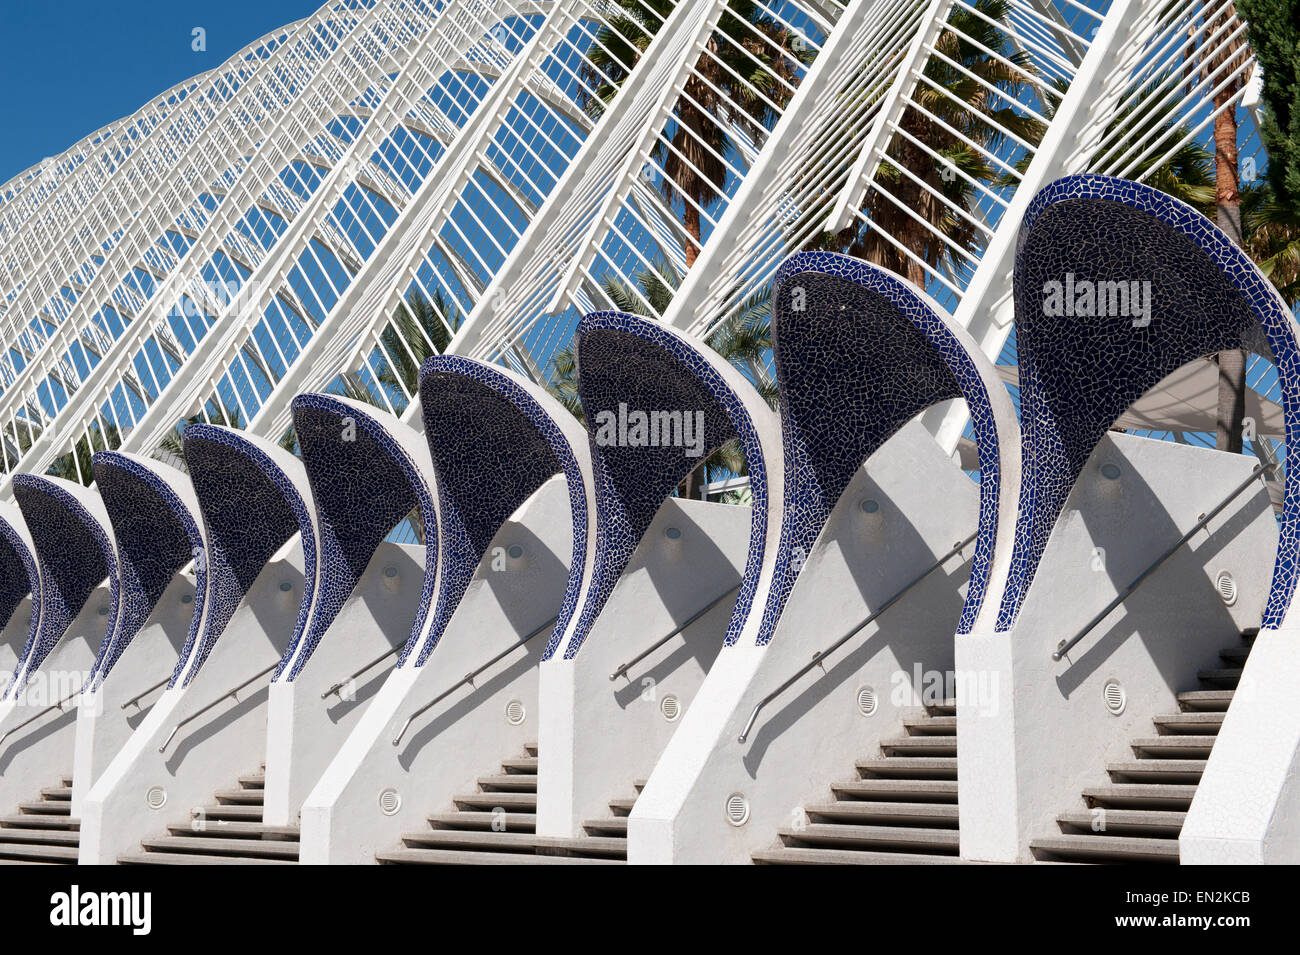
[156,403,244,468]
[580,0,811,267]
[823,0,1043,288]
[49,422,121,485]
[1244,179,1300,307]
[376,288,463,399]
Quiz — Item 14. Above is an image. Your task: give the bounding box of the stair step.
[428,812,536,832]
[164,821,299,840]
[804,801,959,827]
[0,842,78,863]
[138,836,298,860]
[1106,760,1205,783]
[633,779,648,791]
[194,804,263,821]
[212,789,265,805]
[778,823,959,853]
[401,829,626,858]
[119,852,294,865]
[1218,646,1250,664]
[1152,712,1224,734]
[1030,835,1179,863]
[1130,736,1217,758]
[1176,690,1234,711]
[524,741,538,756]
[879,737,957,757]
[61,777,73,787]
[832,779,959,802]
[1081,784,1199,810]
[926,699,957,716]
[236,774,265,789]
[500,758,538,773]
[753,846,964,865]
[903,715,956,734]
[16,802,71,816]
[376,848,620,865]
[452,791,536,811]
[39,787,71,800]
[1197,668,1242,688]
[1057,809,1186,837]
[608,797,636,816]
[856,757,957,779]
[476,774,538,793]
[0,828,80,846]
[0,814,79,830]
[583,817,628,835]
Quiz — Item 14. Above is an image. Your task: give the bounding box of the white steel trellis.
[0,0,1275,501]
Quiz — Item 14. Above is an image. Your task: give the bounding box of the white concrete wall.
[537,496,753,839]
[262,542,424,826]
[71,573,197,817]
[628,424,978,863]
[958,433,1275,862]
[78,551,303,864]
[0,583,107,813]
[299,478,572,864]
[1181,623,1300,863]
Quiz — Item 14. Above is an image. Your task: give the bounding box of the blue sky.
[0,0,318,184]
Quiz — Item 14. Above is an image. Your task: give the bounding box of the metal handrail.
[738,532,978,744]
[609,581,743,682]
[158,662,278,753]
[121,676,171,711]
[321,645,400,700]
[0,691,80,744]
[390,615,558,747]
[1052,463,1271,662]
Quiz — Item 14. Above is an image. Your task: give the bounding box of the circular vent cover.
[725,792,750,827]
[1215,571,1238,606]
[379,788,402,815]
[856,685,877,717]
[661,695,681,722]
[145,786,167,810]
[1103,680,1126,716]
[505,700,526,726]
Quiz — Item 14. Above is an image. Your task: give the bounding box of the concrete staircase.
[0,776,79,864]
[754,701,963,864]
[1029,628,1257,864]
[118,768,300,864]
[376,743,632,864]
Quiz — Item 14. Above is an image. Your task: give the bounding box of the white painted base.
[628,423,978,863]
[958,435,1276,862]
[78,554,303,864]
[299,479,572,864]
[536,496,752,839]
[261,542,424,826]
[1181,626,1300,863]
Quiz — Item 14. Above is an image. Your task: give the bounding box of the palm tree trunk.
[684,203,702,268]
[1211,4,1245,453]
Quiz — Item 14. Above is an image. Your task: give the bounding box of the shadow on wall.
[1055,444,1268,698]
[610,504,742,709]
[741,466,970,775]
[477,520,571,638]
[0,707,77,774]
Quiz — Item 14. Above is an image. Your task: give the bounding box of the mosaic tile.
[289,394,437,678]
[0,502,41,697]
[999,173,1299,630]
[413,355,586,666]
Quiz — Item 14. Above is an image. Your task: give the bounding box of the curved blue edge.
[554,310,768,660]
[10,474,118,694]
[1000,173,1299,631]
[89,453,206,691]
[289,393,437,679]
[179,425,317,688]
[768,251,1001,640]
[0,510,41,698]
[413,356,579,666]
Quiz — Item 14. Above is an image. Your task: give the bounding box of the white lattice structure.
[0,0,1272,498]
